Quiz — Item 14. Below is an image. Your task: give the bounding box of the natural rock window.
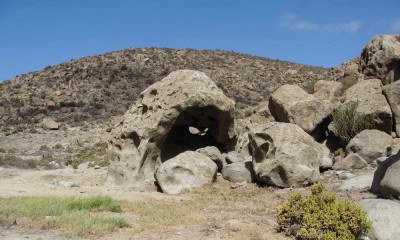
[160,106,226,161]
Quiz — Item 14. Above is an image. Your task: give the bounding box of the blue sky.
[0,0,399,81]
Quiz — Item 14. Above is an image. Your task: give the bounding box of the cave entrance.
[160,106,227,162]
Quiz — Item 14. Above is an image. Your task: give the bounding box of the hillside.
[0,48,332,134]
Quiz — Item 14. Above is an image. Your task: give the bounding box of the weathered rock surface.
[359,34,400,85]
[383,81,400,136]
[269,84,333,139]
[248,122,332,188]
[313,80,343,106]
[41,117,59,130]
[245,101,275,125]
[221,161,256,183]
[346,130,393,163]
[380,159,400,198]
[371,152,400,195]
[155,151,217,195]
[106,70,236,187]
[225,151,247,164]
[342,79,392,133]
[196,146,224,172]
[332,153,368,170]
[359,199,400,240]
[337,173,373,191]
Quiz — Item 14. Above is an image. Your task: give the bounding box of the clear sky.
[0,0,399,81]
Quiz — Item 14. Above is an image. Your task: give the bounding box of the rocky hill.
[0,48,332,134]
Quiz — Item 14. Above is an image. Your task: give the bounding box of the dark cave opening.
[160,106,227,162]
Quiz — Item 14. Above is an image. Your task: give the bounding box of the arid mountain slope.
[0,48,331,133]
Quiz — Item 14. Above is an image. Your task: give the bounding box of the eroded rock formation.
[360,34,400,85]
[106,70,236,187]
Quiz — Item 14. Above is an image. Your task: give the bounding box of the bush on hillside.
[277,183,371,240]
[331,101,374,143]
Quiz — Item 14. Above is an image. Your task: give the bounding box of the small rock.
[225,151,246,164]
[332,153,368,170]
[41,117,59,130]
[338,172,356,180]
[222,161,256,183]
[52,180,80,188]
[94,165,101,169]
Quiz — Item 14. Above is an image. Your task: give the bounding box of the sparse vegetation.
[331,101,374,143]
[277,183,371,240]
[0,195,129,237]
[0,48,331,133]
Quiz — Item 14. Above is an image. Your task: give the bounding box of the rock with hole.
[106,70,236,188]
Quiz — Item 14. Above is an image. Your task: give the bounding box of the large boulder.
[155,151,217,195]
[313,80,343,106]
[248,122,332,188]
[221,161,256,183]
[371,152,400,198]
[106,70,236,187]
[269,84,333,139]
[342,79,392,133]
[359,35,400,85]
[383,81,400,136]
[359,199,400,240]
[346,129,393,164]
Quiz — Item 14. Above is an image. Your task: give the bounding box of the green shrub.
[332,101,374,143]
[277,183,371,240]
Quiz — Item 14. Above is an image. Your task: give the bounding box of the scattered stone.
[249,122,332,188]
[52,180,80,188]
[155,151,217,195]
[225,151,246,164]
[342,79,393,133]
[107,70,236,187]
[94,165,101,169]
[359,198,400,240]
[337,173,373,191]
[346,130,393,163]
[337,172,356,180]
[359,34,400,85]
[222,161,256,183]
[269,84,333,139]
[332,153,368,170]
[196,146,224,171]
[41,117,59,130]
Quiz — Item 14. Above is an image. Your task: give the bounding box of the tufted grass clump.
[0,195,128,237]
[332,101,374,143]
[277,183,371,240]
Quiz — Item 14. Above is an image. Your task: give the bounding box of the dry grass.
[0,184,288,239]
